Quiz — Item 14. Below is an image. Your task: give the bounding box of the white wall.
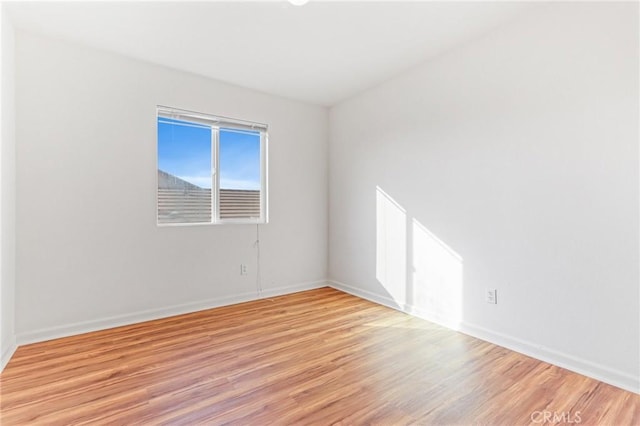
[0,5,17,371]
[15,31,328,342]
[329,2,639,392]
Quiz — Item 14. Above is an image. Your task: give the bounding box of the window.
[157,106,268,225]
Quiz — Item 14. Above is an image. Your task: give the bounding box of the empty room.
[0,0,638,424]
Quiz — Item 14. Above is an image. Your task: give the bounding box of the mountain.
[158,169,206,191]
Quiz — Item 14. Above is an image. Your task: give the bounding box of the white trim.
[327,279,462,329]
[16,280,328,346]
[157,105,268,132]
[458,321,639,395]
[259,280,327,299]
[328,280,639,395]
[330,279,402,311]
[212,125,219,220]
[1,336,17,372]
[260,130,268,224]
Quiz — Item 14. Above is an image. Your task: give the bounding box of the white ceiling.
[6,1,535,106]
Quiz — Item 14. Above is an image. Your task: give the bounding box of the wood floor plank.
[1,287,637,425]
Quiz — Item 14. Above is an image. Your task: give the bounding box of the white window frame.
[157,105,269,226]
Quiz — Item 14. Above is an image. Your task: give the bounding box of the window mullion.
[261,132,268,223]
[212,127,220,223]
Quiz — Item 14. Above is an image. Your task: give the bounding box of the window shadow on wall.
[376,186,464,330]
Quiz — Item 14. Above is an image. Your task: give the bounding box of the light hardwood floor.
[1,287,638,425]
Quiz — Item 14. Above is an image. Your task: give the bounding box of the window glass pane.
[219,128,261,220]
[157,117,212,224]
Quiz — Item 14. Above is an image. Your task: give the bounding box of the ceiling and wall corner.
[4,1,535,107]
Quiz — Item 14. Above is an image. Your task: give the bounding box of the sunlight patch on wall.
[376,186,407,305]
[375,185,464,329]
[412,219,463,329]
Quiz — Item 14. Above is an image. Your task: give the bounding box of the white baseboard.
[458,321,639,395]
[329,279,462,330]
[329,280,639,395]
[260,280,328,299]
[12,279,638,394]
[16,280,328,346]
[330,279,403,310]
[1,336,17,373]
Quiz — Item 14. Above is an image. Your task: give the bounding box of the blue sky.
[158,118,261,190]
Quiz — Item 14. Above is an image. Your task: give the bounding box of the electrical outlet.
[240,264,248,275]
[486,289,497,304]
